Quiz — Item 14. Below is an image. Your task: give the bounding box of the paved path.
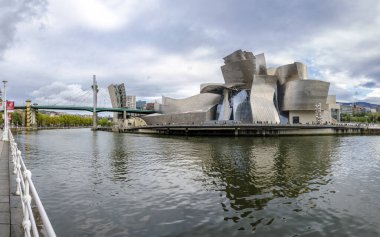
[0,134,10,237]
[0,132,22,237]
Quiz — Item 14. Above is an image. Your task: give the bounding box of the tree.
[98,118,111,127]
[36,113,93,127]
[0,112,3,126]
[11,111,22,126]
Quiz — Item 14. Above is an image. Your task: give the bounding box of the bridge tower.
[25,99,37,130]
[92,75,98,130]
[26,99,31,129]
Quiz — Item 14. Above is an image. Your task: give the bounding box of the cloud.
[258,1,380,104]
[0,0,47,59]
[31,81,111,107]
[46,0,158,32]
[359,81,377,88]
[1,0,380,107]
[365,88,380,104]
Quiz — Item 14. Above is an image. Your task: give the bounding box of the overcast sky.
[1,0,380,107]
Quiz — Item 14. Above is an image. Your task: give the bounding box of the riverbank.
[100,124,380,136]
[10,126,92,132]
[13,124,380,136]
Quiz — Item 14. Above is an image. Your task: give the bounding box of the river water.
[14,129,380,236]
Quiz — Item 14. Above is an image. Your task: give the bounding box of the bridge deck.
[12,105,155,114]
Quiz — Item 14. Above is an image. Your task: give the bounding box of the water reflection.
[91,132,102,187]
[109,133,130,181]
[199,136,337,229]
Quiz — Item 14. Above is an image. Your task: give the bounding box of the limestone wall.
[289,111,317,124]
[160,93,220,114]
[142,108,216,125]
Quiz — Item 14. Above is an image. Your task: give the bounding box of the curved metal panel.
[232,90,252,122]
[160,93,221,114]
[142,110,216,125]
[281,80,330,111]
[216,89,232,120]
[275,62,308,85]
[221,49,256,86]
[235,101,253,122]
[250,75,280,123]
[221,61,255,85]
[200,82,247,94]
[255,53,267,75]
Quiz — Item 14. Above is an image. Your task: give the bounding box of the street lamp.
[2,80,8,141]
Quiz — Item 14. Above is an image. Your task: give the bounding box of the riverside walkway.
[0,131,22,237]
[125,123,371,136]
[0,130,56,237]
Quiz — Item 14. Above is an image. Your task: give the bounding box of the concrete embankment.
[95,127,113,132]
[367,127,380,135]
[103,124,380,136]
[11,126,92,132]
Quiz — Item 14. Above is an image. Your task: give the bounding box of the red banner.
[6,101,14,111]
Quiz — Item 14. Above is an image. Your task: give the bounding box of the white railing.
[9,130,57,237]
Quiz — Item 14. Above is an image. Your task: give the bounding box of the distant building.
[146,103,155,110]
[108,83,127,120]
[108,83,137,126]
[108,84,126,108]
[340,104,353,116]
[126,95,136,109]
[38,110,66,117]
[326,95,340,123]
[352,104,366,115]
[49,112,59,117]
[136,100,146,109]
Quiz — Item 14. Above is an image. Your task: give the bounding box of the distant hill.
[338,101,380,108]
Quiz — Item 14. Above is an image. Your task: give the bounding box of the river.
[14,129,380,236]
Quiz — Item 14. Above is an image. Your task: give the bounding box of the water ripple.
[14,130,380,236]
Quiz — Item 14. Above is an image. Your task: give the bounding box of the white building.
[126,95,136,109]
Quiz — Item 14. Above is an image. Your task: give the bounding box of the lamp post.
[2,80,8,141]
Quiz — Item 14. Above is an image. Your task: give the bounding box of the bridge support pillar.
[92,75,98,131]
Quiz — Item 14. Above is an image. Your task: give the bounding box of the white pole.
[3,80,8,141]
[92,75,97,130]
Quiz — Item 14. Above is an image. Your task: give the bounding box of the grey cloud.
[364,97,380,104]
[2,0,380,105]
[367,71,380,83]
[360,57,380,83]
[0,0,47,59]
[31,82,101,106]
[122,0,377,54]
[359,81,377,88]
[338,47,380,80]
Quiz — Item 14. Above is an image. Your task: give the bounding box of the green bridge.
[14,105,155,114]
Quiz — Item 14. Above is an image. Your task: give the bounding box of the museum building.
[141,49,340,125]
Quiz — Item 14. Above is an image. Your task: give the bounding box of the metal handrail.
[9,130,57,237]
